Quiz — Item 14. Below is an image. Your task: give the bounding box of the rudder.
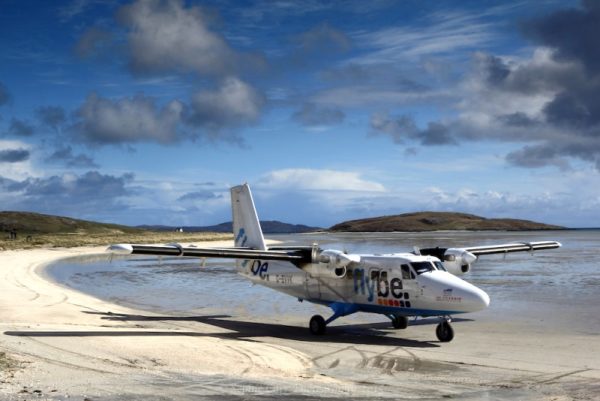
[230,184,267,250]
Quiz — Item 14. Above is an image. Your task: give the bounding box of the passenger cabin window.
[401,264,415,280]
[412,261,436,275]
[433,261,446,271]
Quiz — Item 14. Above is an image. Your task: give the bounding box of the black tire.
[309,315,326,335]
[392,315,408,329]
[436,321,454,342]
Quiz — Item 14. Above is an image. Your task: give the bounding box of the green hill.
[0,211,143,236]
[329,211,564,232]
[0,211,231,250]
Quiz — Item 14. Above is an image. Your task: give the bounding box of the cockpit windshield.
[433,261,446,271]
[411,261,436,275]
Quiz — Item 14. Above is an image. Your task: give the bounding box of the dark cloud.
[187,77,265,138]
[477,54,510,86]
[8,118,35,137]
[177,190,222,202]
[370,113,415,144]
[370,113,457,146]
[0,148,30,163]
[295,23,351,54]
[0,170,134,217]
[522,0,600,74]
[291,103,345,127]
[0,175,28,192]
[505,145,569,170]
[496,112,538,127]
[23,171,132,199]
[374,3,600,171]
[45,146,99,168]
[36,106,67,130]
[73,92,185,145]
[473,51,583,95]
[543,86,600,129]
[74,27,112,58]
[0,82,10,106]
[500,1,600,169]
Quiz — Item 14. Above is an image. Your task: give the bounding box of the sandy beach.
[1,244,599,400]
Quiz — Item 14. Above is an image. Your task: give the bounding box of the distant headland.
[329,211,564,232]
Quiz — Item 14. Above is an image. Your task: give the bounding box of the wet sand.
[1,244,599,400]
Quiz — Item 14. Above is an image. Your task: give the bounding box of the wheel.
[435,321,454,342]
[391,315,408,329]
[309,315,326,335]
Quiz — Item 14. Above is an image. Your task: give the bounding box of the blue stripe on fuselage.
[308,300,462,317]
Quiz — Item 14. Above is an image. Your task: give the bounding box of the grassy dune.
[0,231,232,251]
[0,211,232,250]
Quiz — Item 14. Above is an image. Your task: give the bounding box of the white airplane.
[109,184,561,342]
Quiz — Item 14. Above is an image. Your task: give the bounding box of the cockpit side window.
[412,261,435,275]
[401,264,415,280]
[433,261,446,271]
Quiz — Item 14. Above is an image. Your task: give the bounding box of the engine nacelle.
[442,248,477,275]
[304,249,360,279]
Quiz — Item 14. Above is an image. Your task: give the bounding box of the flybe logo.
[236,228,248,247]
[352,268,410,307]
[250,260,269,279]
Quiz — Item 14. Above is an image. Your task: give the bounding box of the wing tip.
[106,243,133,254]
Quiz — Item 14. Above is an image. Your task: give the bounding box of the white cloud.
[189,77,264,133]
[118,0,237,76]
[74,93,185,145]
[351,9,497,65]
[257,168,385,192]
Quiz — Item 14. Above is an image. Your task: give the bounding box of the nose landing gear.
[435,316,454,342]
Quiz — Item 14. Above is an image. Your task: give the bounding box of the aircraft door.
[305,274,321,300]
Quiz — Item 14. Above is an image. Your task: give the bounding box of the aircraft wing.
[462,241,562,256]
[107,243,311,263]
[419,240,561,275]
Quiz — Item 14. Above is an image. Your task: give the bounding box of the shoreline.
[1,244,599,400]
[0,243,329,400]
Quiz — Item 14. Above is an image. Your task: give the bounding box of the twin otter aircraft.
[109,184,561,342]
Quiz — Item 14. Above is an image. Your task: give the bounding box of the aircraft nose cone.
[467,287,490,311]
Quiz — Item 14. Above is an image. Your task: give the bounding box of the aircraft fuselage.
[238,252,490,318]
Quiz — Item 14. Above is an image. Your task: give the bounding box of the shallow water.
[46,230,600,332]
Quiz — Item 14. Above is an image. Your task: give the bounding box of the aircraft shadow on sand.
[1,311,477,348]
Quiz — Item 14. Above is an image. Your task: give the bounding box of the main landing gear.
[309,315,326,335]
[435,317,454,342]
[309,302,358,335]
[389,314,408,329]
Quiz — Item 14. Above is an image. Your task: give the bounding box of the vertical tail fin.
[231,183,267,250]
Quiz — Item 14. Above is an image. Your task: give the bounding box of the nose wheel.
[435,318,454,342]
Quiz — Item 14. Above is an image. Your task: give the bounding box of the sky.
[1,0,600,228]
